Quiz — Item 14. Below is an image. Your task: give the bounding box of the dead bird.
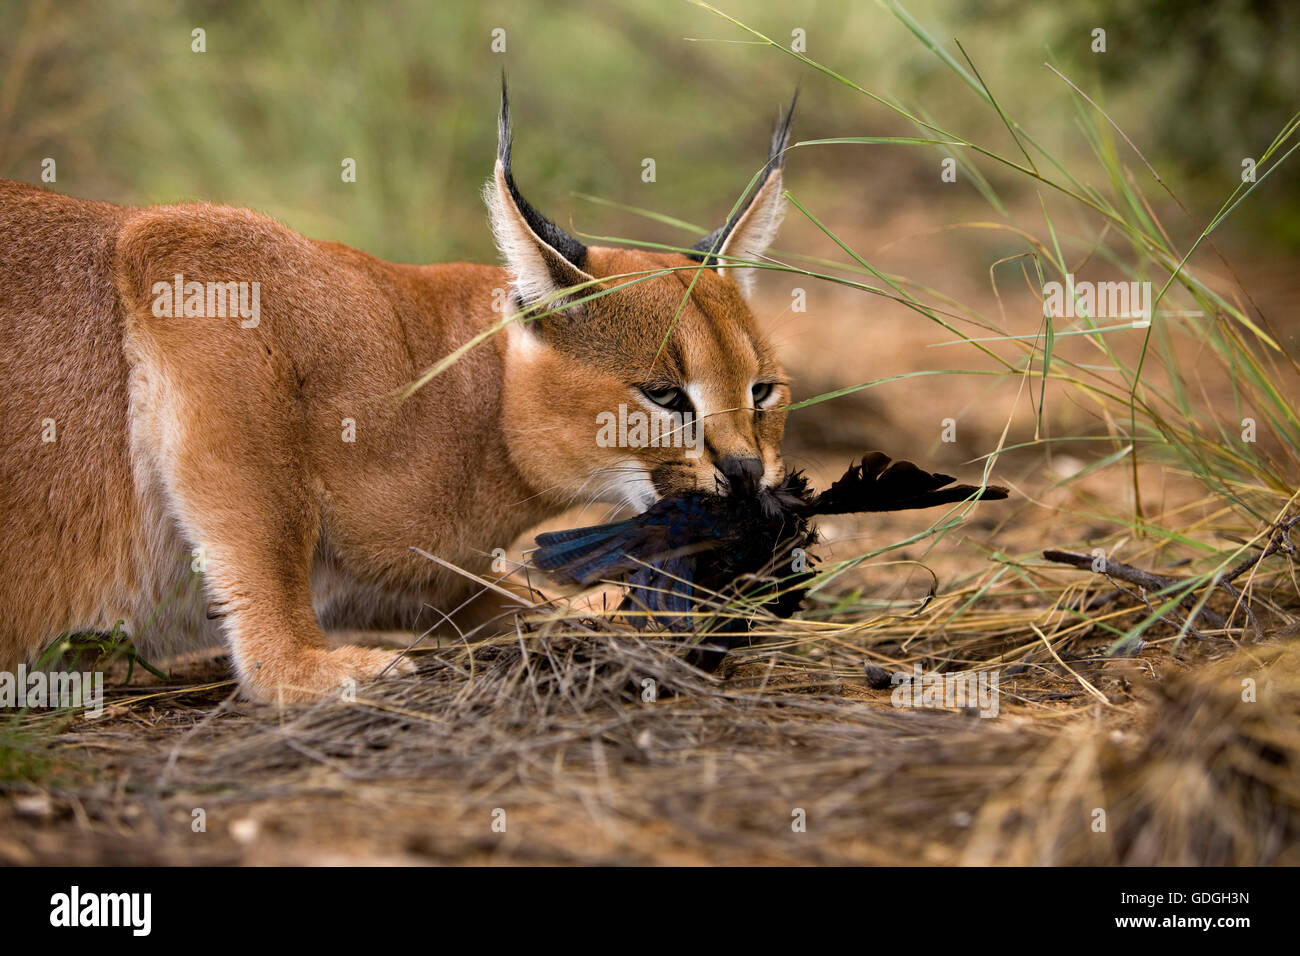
[533,451,1008,669]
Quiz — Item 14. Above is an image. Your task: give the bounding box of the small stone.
[14,793,53,820]
[229,817,260,844]
[864,663,893,689]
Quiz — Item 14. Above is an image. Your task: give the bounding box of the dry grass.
[4,551,1297,865]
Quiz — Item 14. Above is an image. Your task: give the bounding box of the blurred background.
[3,0,1296,258]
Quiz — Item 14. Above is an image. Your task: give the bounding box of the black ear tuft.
[689,89,798,268]
[497,74,587,270]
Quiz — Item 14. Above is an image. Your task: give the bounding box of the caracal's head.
[490,82,796,512]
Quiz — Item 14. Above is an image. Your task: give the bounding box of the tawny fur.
[0,167,788,703]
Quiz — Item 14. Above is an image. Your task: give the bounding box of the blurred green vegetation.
[965,0,1300,248]
[0,0,1295,263]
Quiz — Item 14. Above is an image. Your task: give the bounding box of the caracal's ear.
[689,91,798,295]
[484,76,594,319]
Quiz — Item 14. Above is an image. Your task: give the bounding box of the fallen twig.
[1042,549,1227,633]
[1045,515,1299,642]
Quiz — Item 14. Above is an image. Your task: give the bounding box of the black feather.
[533,451,1008,670]
[804,451,1004,515]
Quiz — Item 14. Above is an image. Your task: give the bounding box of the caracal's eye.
[640,384,686,411]
[751,382,776,406]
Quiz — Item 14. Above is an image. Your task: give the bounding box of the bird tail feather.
[808,452,1009,515]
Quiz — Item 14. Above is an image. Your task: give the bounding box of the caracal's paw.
[241,645,417,705]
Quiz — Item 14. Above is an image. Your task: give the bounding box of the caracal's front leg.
[123,291,413,703]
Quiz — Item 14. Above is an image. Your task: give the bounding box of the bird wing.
[533,507,722,588]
